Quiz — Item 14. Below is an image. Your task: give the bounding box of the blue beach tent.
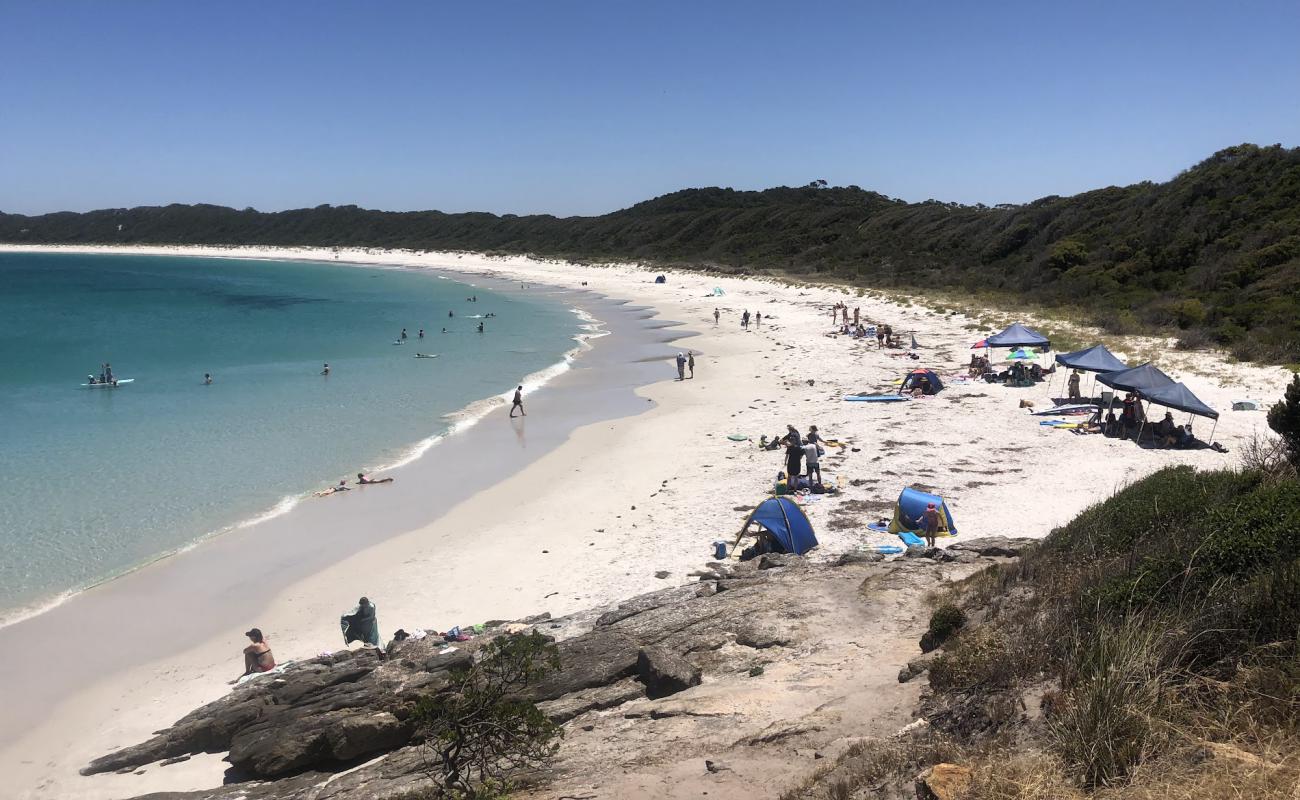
[899,368,944,395]
[744,497,818,555]
[890,487,957,536]
[1055,345,1128,374]
[986,323,1049,349]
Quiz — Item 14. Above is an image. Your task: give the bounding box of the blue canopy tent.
[1052,344,1128,398]
[1138,381,1220,446]
[1096,363,1175,394]
[986,323,1050,349]
[734,497,818,556]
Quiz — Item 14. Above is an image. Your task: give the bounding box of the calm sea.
[0,252,579,622]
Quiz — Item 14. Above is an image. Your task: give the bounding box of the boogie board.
[867,522,891,533]
[844,394,909,402]
[897,531,925,547]
[1031,404,1094,416]
[82,378,134,387]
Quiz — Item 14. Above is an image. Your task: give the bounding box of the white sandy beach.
[0,243,1291,800]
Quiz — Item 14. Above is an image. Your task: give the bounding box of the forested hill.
[4,143,1299,362]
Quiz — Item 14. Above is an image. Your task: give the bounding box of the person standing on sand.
[755,311,762,328]
[921,502,941,548]
[714,308,720,325]
[510,385,526,417]
[802,440,822,485]
[742,310,750,330]
[1068,370,1081,400]
[675,352,687,380]
[782,425,803,486]
[688,351,695,378]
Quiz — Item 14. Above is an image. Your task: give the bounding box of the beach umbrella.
[1005,349,1036,361]
[971,339,988,349]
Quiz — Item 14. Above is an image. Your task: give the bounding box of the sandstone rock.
[898,652,941,683]
[637,646,702,699]
[757,553,799,570]
[536,677,645,723]
[836,550,885,566]
[915,763,973,799]
[946,536,1036,559]
[529,631,640,702]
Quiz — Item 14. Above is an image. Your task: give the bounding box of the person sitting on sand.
[315,479,350,497]
[357,472,394,485]
[341,597,380,647]
[237,628,276,680]
[1153,412,1177,447]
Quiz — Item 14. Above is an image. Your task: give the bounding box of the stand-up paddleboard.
[82,378,134,388]
[1031,404,1094,416]
[843,394,909,402]
[414,353,439,359]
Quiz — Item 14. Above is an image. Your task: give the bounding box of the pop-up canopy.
[1097,363,1176,395]
[1055,345,1128,374]
[986,323,1050,349]
[1143,382,1218,420]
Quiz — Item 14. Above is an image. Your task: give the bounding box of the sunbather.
[237,628,276,680]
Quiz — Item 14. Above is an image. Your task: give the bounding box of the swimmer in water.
[315,479,350,497]
[400,328,408,341]
[204,373,213,385]
[418,329,424,339]
[322,363,331,376]
[478,322,484,333]
[357,472,394,485]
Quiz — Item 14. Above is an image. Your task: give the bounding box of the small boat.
[82,378,135,388]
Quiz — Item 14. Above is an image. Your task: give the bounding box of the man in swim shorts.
[510,385,526,417]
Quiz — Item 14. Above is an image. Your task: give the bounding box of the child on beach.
[921,502,941,548]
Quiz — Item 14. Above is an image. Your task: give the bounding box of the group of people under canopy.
[1052,342,1220,449]
[968,323,1057,386]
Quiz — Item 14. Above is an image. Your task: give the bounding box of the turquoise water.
[0,252,579,621]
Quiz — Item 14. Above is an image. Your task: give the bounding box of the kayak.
[82,378,134,388]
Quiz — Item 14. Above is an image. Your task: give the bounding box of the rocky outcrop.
[915,763,974,799]
[91,543,1027,800]
[946,536,1036,559]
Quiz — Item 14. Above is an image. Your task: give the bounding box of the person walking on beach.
[688,351,695,379]
[755,311,762,328]
[341,598,380,647]
[675,352,687,381]
[921,502,941,549]
[235,628,276,682]
[742,310,750,330]
[714,308,720,325]
[510,385,526,417]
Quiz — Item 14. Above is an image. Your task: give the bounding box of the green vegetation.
[410,631,562,799]
[1268,374,1300,468]
[916,460,1300,796]
[3,143,1299,362]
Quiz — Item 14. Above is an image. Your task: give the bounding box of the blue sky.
[2,0,1297,216]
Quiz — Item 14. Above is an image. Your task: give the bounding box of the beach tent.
[986,323,1049,349]
[1096,363,1175,395]
[1055,344,1128,373]
[654,275,667,284]
[1005,349,1037,361]
[887,487,957,536]
[737,497,818,556]
[1139,381,1220,446]
[899,368,944,395]
[1052,344,1128,397]
[712,287,724,296]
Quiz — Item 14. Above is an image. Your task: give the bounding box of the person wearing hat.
[237,628,276,681]
[921,502,942,549]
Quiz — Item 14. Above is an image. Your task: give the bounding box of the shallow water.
[0,252,577,620]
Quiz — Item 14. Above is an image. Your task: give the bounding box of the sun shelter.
[899,368,944,395]
[1096,362,1175,395]
[869,487,957,537]
[1138,382,1220,446]
[654,275,667,284]
[986,323,1050,349]
[1052,345,1128,397]
[733,497,818,556]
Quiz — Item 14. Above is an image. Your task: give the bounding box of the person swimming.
[418,329,424,339]
[357,472,394,485]
[315,479,350,496]
[321,363,330,375]
[400,328,408,341]
[204,373,213,385]
[478,322,484,333]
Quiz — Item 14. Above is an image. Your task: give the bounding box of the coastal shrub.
[1268,373,1300,467]
[928,628,1017,692]
[928,603,966,642]
[411,631,562,798]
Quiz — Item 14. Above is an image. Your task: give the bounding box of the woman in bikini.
[239,628,276,679]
